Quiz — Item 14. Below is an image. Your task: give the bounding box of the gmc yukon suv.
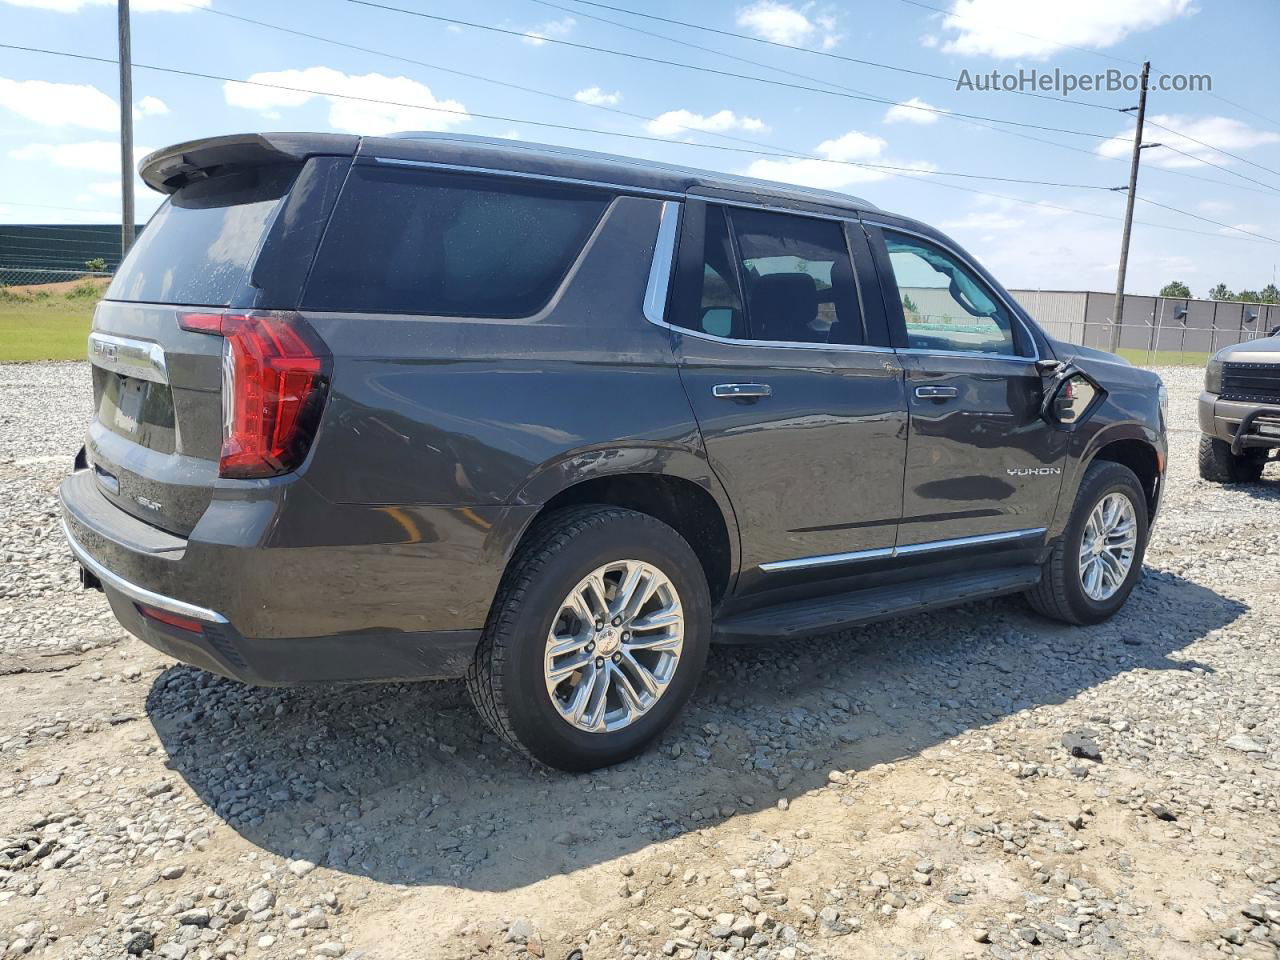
[1199,336,1280,483]
[61,133,1168,771]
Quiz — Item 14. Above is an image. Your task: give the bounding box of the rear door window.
[302,164,610,317]
[729,208,864,345]
[107,165,298,307]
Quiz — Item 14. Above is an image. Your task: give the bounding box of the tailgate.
[87,301,224,536]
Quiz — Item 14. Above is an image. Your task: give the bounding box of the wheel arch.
[1052,426,1163,537]
[503,452,740,605]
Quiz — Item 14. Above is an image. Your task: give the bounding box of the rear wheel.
[465,505,710,772]
[1198,435,1264,484]
[1027,461,1149,625]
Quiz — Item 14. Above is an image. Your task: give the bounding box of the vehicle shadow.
[146,567,1242,892]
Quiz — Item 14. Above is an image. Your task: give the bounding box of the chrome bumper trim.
[61,517,228,624]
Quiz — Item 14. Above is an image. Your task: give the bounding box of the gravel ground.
[1,361,1278,960]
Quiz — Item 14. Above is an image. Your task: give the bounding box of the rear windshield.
[107,165,298,306]
[302,164,610,317]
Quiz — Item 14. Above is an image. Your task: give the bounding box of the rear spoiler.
[139,133,360,194]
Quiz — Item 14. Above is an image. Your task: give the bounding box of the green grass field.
[1116,347,1210,367]
[0,282,101,362]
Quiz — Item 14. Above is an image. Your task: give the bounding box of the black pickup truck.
[61,132,1168,770]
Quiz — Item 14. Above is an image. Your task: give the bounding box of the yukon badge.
[1008,466,1062,477]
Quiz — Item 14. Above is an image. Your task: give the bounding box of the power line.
[0,41,1114,191]
[892,0,1280,130]
[1134,196,1279,244]
[532,0,1117,111]
[345,0,1119,139]
[196,1,1154,196]
[527,0,1280,200]
[1,42,1273,248]
[1142,117,1280,181]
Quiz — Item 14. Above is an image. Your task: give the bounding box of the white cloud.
[135,95,168,116]
[224,68,467,136]
[574,87,621,107]
[11,140,153,173]
[1,0,208,11]
[1220,223,1263,237]
[920,34,939,48]
[735,1,840,49]
[0,77,118,130]
[742,130,935,192]
[884,97,946,125]
[1096,114,1280,169]
[937,0,1194,59]
[647,109,767,137]
[521,16,575,45]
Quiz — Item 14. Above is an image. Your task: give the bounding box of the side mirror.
[1270,326,1280,338]
[1037,361,1103,426]
[1050,374,1101,425]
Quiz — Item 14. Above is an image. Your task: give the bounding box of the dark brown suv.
[62,132,1167,771]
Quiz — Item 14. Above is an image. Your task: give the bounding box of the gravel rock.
[2,362,1279,960]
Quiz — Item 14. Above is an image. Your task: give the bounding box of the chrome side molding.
[759,526,1048,573]
[88,332,169,384]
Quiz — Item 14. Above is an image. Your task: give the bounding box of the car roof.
[139,131,892,218]
[363,132,879,214]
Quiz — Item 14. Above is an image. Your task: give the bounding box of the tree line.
[1159,280,1280,304]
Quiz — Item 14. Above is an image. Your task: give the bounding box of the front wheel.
[1027,461,1149,625]
[1198,435,1264,484]
[465,505,711,772]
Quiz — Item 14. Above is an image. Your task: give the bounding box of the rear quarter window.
[302,164,610,317]
[107,165,298,307]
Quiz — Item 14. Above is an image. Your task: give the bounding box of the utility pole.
[1109,60,1151,352]
[118,0,135,257]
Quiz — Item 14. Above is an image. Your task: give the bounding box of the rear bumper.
[59,465,531,684]
[1198,392,1280,451]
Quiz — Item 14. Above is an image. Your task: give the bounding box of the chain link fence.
[0,266,114,291]
[1012,289,1280,366]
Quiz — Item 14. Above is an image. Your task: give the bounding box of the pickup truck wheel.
[1027,461,1149,625]
[1198,435,1264,483]
[465,505,711,772]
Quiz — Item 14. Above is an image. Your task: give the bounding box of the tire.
[464,505,711,772]
[1027,460,1149,626]
[1198,435,1264,484]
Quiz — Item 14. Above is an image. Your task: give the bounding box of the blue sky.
[2,0,1278,296]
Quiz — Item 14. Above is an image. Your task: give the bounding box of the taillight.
[178,311,330,479]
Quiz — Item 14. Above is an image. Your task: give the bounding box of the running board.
[713,565,1043,643]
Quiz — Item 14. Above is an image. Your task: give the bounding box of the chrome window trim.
[370,156,681,199]
[759,526,1047,572]
[62,517,229,624]
[694,194,860,223]
[643,201,681,325]
[87,332,169,384]
[863,219,1041,363]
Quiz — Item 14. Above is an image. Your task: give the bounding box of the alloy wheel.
[1078,492,1138,601]
[543,559,684,733]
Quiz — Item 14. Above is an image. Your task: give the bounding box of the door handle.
[915,385,959,400]
[713,383,772,399]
